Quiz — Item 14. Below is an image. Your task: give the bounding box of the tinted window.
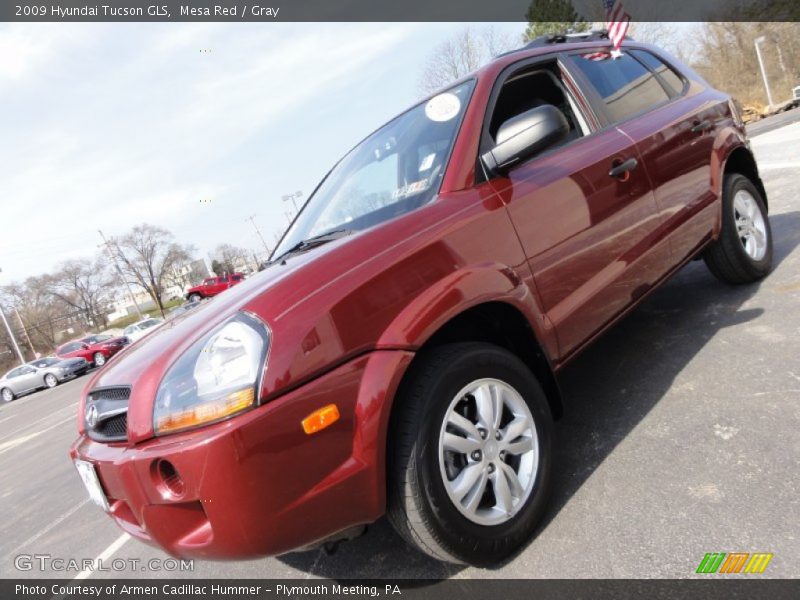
[123,326,138,335]
[204,278,216,286]
[82,335,110,344]
[140,319,161,329]
[33,358,59,367]
[7,368,23,378]
[629,50,684,96]
[573,52,670,123]
[61,342,81,353]
[232,275,242,281]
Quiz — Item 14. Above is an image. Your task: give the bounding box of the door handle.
[691,119,712,133]
[608,157,638,180]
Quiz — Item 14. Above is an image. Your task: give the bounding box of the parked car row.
[1,356,90,402]
[1,315,173,403]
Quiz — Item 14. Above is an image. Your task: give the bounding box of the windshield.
[273,81,474,258]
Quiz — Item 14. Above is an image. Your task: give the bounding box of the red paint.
[70,41,764,558]
[56,335,128,364]
[185,272,245,300]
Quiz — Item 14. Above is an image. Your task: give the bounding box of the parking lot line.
[0,415,76,456]
[73,533,130,580]
[6,498,90,558]
[2,402,78,439]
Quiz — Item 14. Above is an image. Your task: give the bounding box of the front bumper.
[70,350,413,559]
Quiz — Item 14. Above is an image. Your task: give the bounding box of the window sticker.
[425,92,461,122]
[392,179,432,200]
[419,152,436,172]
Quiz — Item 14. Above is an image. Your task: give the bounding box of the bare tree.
[1,278,63,354]
[418,26,520,96]
[211,244,250,275]
[111,224,194,317]
[694,22,800,108]
[48,257,111,329]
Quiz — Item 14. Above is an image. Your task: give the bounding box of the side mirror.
[481,104,569,177]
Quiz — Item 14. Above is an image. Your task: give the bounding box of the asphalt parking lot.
[1,120,798,581]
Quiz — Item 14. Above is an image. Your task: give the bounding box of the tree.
[211,244,250,275]
[48,257,111,329]
[693,22,800,108]
[418,26,519,95]
[111,224,194,317]
[523,0,590,42]
[1,277,63,354]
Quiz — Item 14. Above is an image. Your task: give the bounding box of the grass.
[106,297,184,330]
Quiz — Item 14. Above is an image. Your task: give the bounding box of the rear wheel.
[704,173,772,283]
[1,388,14,403]
[44,374,58,388]
[387,342,553,566]
[93,352,106,367]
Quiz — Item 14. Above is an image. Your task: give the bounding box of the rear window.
[628,50,684,96]
[572,51,670,123]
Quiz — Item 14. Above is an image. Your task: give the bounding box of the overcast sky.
[0,22,525,284]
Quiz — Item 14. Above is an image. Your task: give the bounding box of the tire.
[703,173,773,284]
[1,388,14,403]
[188,293,202,303]
[93,352,106,367]
[44,374,58,388]
[387,342,554,566]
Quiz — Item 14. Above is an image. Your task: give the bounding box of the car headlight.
[153,313,270,435]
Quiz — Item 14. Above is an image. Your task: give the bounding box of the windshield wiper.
[271,228,354,264]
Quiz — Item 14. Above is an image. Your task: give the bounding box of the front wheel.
[188,293,202,303]
[93,352,106,367]
[44,374,58,388]
[704,173,773,284]
[1,388,14,403]
[387,342,553,566]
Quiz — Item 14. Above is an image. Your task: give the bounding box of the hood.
[81,241,339,442]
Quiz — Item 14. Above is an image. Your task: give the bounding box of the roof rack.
[523,29,630,49]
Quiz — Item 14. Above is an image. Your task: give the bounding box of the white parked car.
[122,317,165,343]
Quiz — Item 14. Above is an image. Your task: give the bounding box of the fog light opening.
[155,459,185,498]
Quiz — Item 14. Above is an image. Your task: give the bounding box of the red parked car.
[185,273,245,302]
[70,34,772,566]
[56,334,129,367]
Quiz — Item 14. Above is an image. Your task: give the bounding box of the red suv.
[56,334,129,367]
[185,273,245,302]
[70,35,772,566]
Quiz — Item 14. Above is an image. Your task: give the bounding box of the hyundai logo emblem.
[85,404,99,429]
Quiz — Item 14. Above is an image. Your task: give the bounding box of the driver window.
[489,63,588,148]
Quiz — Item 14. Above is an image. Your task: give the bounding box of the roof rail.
[523,29,630,49]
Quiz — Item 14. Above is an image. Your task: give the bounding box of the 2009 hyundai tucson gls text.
[71,33,772,566]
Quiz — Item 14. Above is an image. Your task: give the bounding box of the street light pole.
[754,36,775,110]
[281,190,303,213]
[13,306,36,358]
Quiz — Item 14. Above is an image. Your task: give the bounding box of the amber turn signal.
[302,404,340,434]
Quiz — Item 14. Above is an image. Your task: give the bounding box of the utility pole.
[0,267,25,364]
[246,215,271,258]
[13,306,36,358]
[98,230,144,319]
[754,36,775,110]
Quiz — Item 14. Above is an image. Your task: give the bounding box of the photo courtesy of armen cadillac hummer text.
[70,32,772,566]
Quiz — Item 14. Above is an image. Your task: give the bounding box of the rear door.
[607,48,723,267]
[14,366,39,393]
[484,56,666,360]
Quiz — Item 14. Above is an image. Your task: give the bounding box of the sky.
[0,22,526,285]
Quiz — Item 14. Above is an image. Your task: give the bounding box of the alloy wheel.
[733,189,768,261]
[438,378,539,526]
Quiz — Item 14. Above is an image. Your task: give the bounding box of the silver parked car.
[0,356,89,402]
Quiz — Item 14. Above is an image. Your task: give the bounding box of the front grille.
[86,386,130,443]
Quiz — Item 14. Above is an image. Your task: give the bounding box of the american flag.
[603,0,631,54]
